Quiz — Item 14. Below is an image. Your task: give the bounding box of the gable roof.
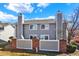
[0,22,16,28]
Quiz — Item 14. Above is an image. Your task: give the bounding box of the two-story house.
[13,11,67,52]
[16,11,67,40]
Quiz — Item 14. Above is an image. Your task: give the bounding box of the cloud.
[35,8,43,13]
[4,3,34,13]
[37,3,50,8]
[4,3,49,14]
[39,9,42,12]
[47,16,55,19]
[0,11,17,22]
[34,3,49,13]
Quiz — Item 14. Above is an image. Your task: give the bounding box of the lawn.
[58,50,79,56]
[0,48,79,56]
[0,48,60,56]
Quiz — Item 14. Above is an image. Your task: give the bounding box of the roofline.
[24,19,56,24]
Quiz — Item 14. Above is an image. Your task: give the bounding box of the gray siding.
[23,23,56,40]
[49,23,56,40]
[63,23,67,40]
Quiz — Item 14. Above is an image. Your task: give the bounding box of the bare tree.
[67,7,79,44]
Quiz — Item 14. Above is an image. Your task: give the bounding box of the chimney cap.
[58,10,61,12]
[57,10,62,13]
[18,13,22,16]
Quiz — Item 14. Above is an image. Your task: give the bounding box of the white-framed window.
[29,34,38,39]
[40,35,49,40]
[29,24,37,30]
[40,24,49,30]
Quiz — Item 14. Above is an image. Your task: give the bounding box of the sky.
[0,3,79,23]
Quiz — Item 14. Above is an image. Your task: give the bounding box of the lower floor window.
[40,35,49,40]
[30,36,33,39]
[29,35,37,39]
[29,34,49,40]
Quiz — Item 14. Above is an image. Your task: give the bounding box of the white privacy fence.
[16,39,59,52]
[16,39,32,49]
[39,40,59,51]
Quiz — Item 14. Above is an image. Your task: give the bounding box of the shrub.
[70,40,77,45]
[67,44,77,53]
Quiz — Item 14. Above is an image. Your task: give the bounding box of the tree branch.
[71,12,79,31]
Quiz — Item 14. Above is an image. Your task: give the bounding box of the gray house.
[14,11,67,52]
[16,11,67,40]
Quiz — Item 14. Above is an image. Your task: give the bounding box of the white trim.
[21,34,24,39]
[17,39,31,40]
[40,24,49,30]
[29,24,37,30]
[39,49,59,52]
[56,15,58,40]
[40,40,58,41]
[40,34,49,40]
[39,40,59,52]
[58,40,59,52]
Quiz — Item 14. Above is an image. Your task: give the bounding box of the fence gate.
[39,40,59,51]
[16,39,32,49]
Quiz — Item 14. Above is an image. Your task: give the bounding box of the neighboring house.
[11,11,68,52]
[0,23,15,42]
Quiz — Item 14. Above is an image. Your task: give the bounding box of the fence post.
[11,39,16,49]
[59,39,67,53]
[32,37,39,53]
[9,36,16,49]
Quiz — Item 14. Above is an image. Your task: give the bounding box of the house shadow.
[0,39,7,43]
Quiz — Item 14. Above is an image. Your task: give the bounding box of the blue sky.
[0,3,79,23]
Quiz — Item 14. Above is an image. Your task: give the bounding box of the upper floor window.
[29,24,37,30]
[40,24,49,30]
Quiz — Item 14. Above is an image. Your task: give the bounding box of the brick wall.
[59,40,67,53]
[11,39,16,49]
[32,37,39,52]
